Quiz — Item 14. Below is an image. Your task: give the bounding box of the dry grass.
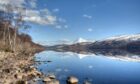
[0,21,44,54]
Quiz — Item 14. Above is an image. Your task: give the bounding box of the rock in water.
[67,76,79,84]
[43,77,51,82]
[83,81,91,84]
[48,74,56,79]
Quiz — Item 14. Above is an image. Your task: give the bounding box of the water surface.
[35,51,140,84]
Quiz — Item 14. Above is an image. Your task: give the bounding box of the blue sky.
[26,0,140,44]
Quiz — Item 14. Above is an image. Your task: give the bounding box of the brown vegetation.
[0,5,45,84]
[0,20,44,54]
[0,14,44,84]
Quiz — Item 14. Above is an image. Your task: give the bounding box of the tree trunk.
[7,25,12,51]
[13,27,17,53]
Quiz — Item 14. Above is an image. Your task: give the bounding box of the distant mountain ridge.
[89,34,140,49]
[105,34,140,42]
[46,34,140,54]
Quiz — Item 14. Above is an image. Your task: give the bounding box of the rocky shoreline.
[0,50,72,84]
[0,50,45,84]
[0,50,90,84]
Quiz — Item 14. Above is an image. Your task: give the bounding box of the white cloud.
[40,9,51,15]
[25,10,40,16]
[23,16,56,25]
[53,8,59,12]
[0,0,25,7]
[46,15,57,24]
[0,0,59,26]
[83,14,92,19]
[29,0,37,8]
[55,25,62,29]
[64,25,68,29]
[58,18,66,23]
[22,9,57,25]
[88,65,93,69]
[88,28,93,32]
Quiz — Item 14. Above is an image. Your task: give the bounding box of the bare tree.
[6,4,13,51]
[0,4,31,53]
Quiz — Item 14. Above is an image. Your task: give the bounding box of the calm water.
[35,51,140,84]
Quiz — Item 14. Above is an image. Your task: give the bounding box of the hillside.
[46,34,140,54]
[0,21,44,54]
[0,20,45,83]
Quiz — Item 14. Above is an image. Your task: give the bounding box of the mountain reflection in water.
[46,49,140,62]
[35,49,140,84]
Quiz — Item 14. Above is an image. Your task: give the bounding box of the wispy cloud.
[58,18,66,23]
[0,0,25,8]
[0,0,62,26]
[88,28,93,32]
[52,8,59,12]
[83,14,92,19]
[55,25,62,29]
[55,24,68,29]
[88,65,93,69]
[29,0,37,8]
[64,25,68,29]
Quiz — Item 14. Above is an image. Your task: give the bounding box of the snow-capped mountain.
[46,34,140,55]
[74,37,95,44]
[75,37,88,43]
[88,34,140,49]
[105,34,140,42]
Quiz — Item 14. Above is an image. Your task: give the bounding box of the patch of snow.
[105,34,140,42]
[74,37,95,44]
[75,37,87,43]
